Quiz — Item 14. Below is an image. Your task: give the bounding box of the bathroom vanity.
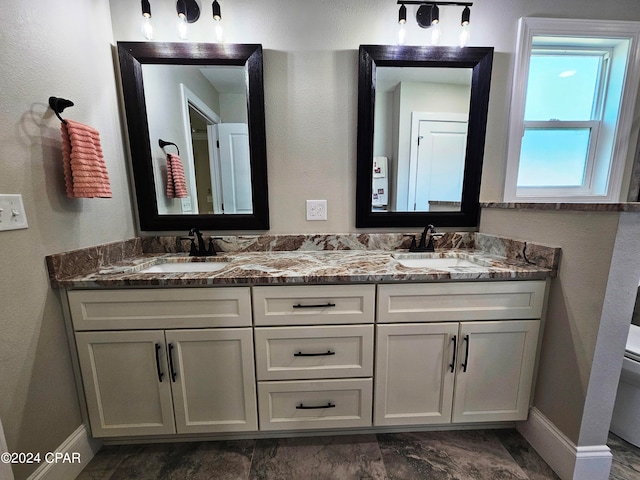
[47,233,558,442]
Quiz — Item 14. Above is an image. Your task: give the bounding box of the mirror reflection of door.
[408,113,467,212]
[188,105,217,214]
[373,66,472,212]
[217,123,253,213]
[141,63,252,216]
[186,102,252,215]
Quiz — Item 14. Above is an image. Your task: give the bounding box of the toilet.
[610,324,640,447]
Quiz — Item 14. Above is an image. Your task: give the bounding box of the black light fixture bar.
[397,1,472,6]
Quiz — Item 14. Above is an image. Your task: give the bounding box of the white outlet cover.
[0,194,28,231]
[306,200,327,221]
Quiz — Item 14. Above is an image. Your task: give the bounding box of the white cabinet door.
[166,328,258,433]
[452,320,540,423]
[374,323,458,426]
[75,331,176,437]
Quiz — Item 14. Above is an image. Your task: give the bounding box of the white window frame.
[504,17,640,203]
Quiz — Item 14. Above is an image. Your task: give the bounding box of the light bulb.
[398,23,406,45]
[141,15,153,40]
[460,24,470,47]
[177,14,188,39]
[431,23,441,46]
[140,0,153,40]
[215,21,224,43]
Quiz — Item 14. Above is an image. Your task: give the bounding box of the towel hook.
[48,96,74,124]
[159,139,180,156]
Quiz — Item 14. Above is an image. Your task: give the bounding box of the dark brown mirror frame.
[117,41,269,231]
[356,45,493,228]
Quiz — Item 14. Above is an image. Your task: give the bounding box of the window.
[504,18,640,202]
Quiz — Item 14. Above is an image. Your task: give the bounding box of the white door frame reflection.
[373,66,472,213]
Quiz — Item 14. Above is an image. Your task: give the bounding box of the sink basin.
[392,253,483,269]
[137,261,229,273]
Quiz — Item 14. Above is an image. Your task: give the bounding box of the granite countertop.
[46,233,560,289]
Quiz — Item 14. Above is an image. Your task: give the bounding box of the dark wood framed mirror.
[117,42,269,231]
[356,45,493,228]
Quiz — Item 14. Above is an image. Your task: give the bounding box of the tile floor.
[76,429,639,480]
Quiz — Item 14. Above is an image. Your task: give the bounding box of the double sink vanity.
[47,232,559,442]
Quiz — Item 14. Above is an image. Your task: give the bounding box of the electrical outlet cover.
[306,200,327,221]
[0,194,28,231]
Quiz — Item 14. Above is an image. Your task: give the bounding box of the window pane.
[524,54,602,121]
[517,128,590,187]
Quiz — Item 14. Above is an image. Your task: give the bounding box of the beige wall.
[480,209,640,445]
[108,0,640,234]
[0,0,135,478]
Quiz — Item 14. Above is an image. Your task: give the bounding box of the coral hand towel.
[166,153,188,198]
[60,119,112,198]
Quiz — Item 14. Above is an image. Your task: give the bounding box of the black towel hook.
[159,139,180,156]
[48,96,74,124]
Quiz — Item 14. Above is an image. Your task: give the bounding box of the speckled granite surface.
[481,202,640,212]
[46,233,560,288]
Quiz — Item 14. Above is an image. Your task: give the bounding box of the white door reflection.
[409,113,467,212]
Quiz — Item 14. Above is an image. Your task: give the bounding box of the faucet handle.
[207,238,217,256]
[180,237,198,256]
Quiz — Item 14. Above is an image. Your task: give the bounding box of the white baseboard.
[27,425,101,480]
[517,407,612,480]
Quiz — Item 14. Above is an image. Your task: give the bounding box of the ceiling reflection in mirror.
[141,64,252,215]
[373,66,472,213]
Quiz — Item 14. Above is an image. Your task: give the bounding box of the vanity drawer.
[377,281,546,323]
[252,285,375,326]
[257,379,373,431]
[68,288,252,330]
[254,325,374,380]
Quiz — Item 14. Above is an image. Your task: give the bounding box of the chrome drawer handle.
[294,350,336,357]
[296,402,336,410]
[292,302,336,309]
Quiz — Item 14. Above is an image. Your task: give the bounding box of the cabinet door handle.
[461,335,470,372]
[292,302,336,309]
[296,402,336,410]
[450,335,457,373]
[294,350,336,357]
[154,343,164,382]
[168,343,177,382]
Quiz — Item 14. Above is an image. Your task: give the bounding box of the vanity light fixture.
[397,1,472,46]
[138,0,224,42]
[460,5,471,47]
[212,0,221,21]
[141,0,153,40]
[212,0,224,42]
[176,0,200,39]
[398,3,407,44]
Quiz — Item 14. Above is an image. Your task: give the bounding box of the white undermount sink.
[137,261,229,273]
[392,253,482,269]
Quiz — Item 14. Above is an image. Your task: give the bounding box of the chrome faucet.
[409,224,442,252]
[184,228,217,256]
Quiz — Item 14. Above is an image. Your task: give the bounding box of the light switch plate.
[306,200,327,221]
[0,194,28,231]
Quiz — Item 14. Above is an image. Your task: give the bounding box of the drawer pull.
[292,302,337,309]
[450,335,457,373]
[168,343,177,382]
[294,350,336,357]
[461,335,470,372]
[154,343,164,382]
[296,402,336,410]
